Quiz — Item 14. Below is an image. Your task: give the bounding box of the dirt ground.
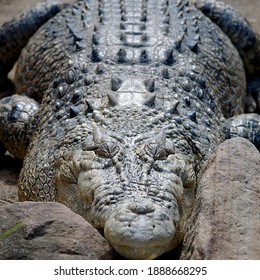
[0,0,259,202]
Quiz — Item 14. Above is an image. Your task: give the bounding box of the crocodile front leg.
[223,113,260,150]
[0,95,39,159]
[0,1,69,92]
[190,0,260,112]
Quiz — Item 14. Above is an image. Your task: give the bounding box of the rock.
[0,201,115,259]
[0,154,21,206]
[180,137,260,260]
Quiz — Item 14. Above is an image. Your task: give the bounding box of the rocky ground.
[0,0,259,260]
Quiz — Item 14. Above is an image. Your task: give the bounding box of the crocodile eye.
[84,142,119,158]
[95,142,119,158]
[145,143,171,160]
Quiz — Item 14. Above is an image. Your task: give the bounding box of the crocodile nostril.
[128,203,155,214]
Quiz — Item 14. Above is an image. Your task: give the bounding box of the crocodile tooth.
[111,77,123,91]
[144,78,155,92]
[107,92,118,106]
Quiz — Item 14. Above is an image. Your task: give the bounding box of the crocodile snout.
[127,203,155,214]
[104,202,176,259]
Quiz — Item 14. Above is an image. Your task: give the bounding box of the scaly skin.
[0,0,259,259]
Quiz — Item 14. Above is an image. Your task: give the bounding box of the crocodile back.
[17,0,246,200]
[15,0,245,114]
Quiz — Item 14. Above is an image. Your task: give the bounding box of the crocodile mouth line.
[112,244,169,260]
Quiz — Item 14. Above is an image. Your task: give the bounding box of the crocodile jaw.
[104,203,177,259]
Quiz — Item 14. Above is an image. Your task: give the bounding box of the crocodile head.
[55,125,195,259]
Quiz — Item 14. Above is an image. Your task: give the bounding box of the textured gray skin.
[0,0,259,259]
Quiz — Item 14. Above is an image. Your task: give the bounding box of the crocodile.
[0,0,259,259]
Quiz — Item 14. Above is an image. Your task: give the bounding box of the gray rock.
[181,137,260,259]
[0,154,20,206]
[0,201,115,259]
